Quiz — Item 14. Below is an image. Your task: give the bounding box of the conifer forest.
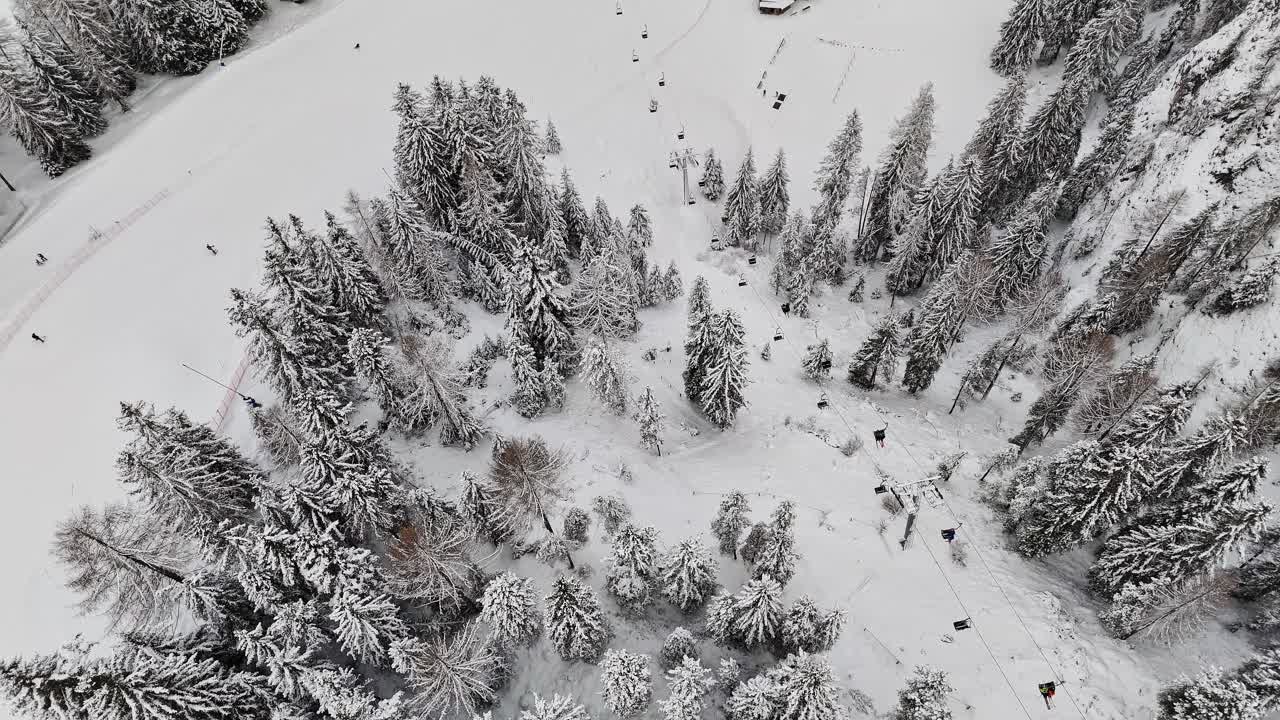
[1,0,1280,718]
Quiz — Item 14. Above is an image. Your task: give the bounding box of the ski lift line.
[735,275,1083,718]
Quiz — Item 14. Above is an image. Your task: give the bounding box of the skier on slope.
[206,244,218,255]
[31,333,45,343]
[35,253,47,265]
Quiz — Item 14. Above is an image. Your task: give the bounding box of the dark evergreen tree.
[314,212,387,327]
[722,148,762,250]
[227,288,343,404]
[544,119,561,154]
[0,59,90,175]
[1061,0,1144,94]
[1057,104,1134,220]
[893,155,984,294]
[901,254,993,393]
[1208,257,1280,315]
[391,83,453,227]
[810,110,862,246]
[544,576,609,662]
[989,0,1051,75]
[893,666,954,720]
[700,148,724,200]
[698,310,750,428]
[498,114,556,240]
[861,85,935,263]
[965,72,1027,218]
[989,182,1061,307]
[557,168,592,258]
[20,21,106,137]
[1156,670,1262,720]
[848,315,902,389]
[751,501,799,587]
[1012,75,1089,197]
[1160,205,1218,282]
[1009,333,1111,451]
[1107,380,1198,448]
[507,236,577,372]
[378,189,459,306]
[17,0,137,111]
[710,491,750,559]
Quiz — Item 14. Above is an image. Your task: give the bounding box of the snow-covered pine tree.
[700,148,725,200]
[780,596,846,655]
[662,261,684,301]
[1106,380,1197,448]
[378,188,460,305]
[19,23,106,138]
[600,650,653,718]
[889,156,985,293]
[801,338,833,382]
[965,72,1028,218]
[698,310,751,428]
[545,575,609,661]
[543,117,563,152]
[606,524,661,612]
[390,624,500,718]
[759,148,791,235]
[510,332,551,418]
[227,288,343,404]
[314,212,387,326]
[861,84,935,263]
[989,182,1061,307]
[1057,105,1134,220]
[893,666,954,720]
[711,491,751,559]
[557,168,592,258]
[770,212,805,296]
[1014,440,1159,556]
[659,657,716,720]
[660,627,698,670]
[348,328,421,432]
[498,116,556,240]
[1151,409,1253,498]
[1073,353,1158,436]
[989,0,1050,74]
[1161,205,1218,282]
[1089,499,1270,598]
[507,235,577,372]
[581,336,630,415]
[885,165,948,298]
[659,538,718,612]
[0,57,90,175]
[848,315,903,389]
[723,148,763,250]
[810,110,863,266]
[724,675,778,720]
[635,386,665,455]
[522,694,589,720]
[901,253,994,393]
[1037,0,1107,63]
[459,470,509,545]
[1156,669,1263,720]
[765,652,847,720]
[570,256,640,339]
[403,337,486,448]
[392,83,454,226]
[1011,75,1090,198]
[18,0,137,111]
[1061,0,1143,95]
[627,203,653,248]
[1208,257,1280,315]
[480,571,541,648]
[730,576,785,649]
[752,501,799,587]
[1009,331,1111,450]
[105,0,248,75]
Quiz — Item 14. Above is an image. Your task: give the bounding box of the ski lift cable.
[737,276,1084,719]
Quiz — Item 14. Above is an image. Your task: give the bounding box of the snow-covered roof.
[759,0,794,9]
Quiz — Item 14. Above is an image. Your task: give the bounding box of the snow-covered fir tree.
[392,83,454,226]
[989,0,1050,74]
[1057,104,1134,220]
[711,490,751,559]
[541,117,563,155]
[403,338,486,448]
[751,501,799,587]
[780,596,846,655]
[700,148,725,200]
[521,694,589,720]
[507,235,577,372]
[1106,380,1197,448]
[759,148,791,235]
[989,182,1060,307]
[848,315,903,388]
[315,212,387,326]
[1072,353,1158,436]
[885,165,949,298]
[390,623,500,718]
[663,261,684,301]
[627,203,653,248]
[718,575,785,649]
[480,571,541,648]
[697,310,751,428]
[20,24,106,138]
[723,148,763,250]
[570,255,640,339]
[893,666,954,720]
[348,328,427,433]
[1012,75,1089,196]
[1150,409,1253,498]
[810,110,863,247]
[105,0,248,75]
[557,168,592,257]
[1208,257,1280,315]
[378,189,460,306]
[606,524,660,612]
[659,538,718,612]
[965,71,1027,205]
[634,386,665,455]
[860,84,935,263]
[901,254,993,393]
[0,57,91,175]
[1156,669,1262,720]
[766,651,847,720]
[581,336,630,415]
[1061,0,1143,95]
[887,156,985,294]
[227,288,343,405]
[498,114,556,241]
[660,627,698,670]
[801,338,834,382]
[19,0,137,112]
[600,650,653,718]
[659,657,716,720]
[1162,205,1218,283]
[459,470,509,545]
[545,575,609,662]
[1009,331,1111,450]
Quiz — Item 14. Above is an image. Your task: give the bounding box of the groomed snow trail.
[0,0,1194,717]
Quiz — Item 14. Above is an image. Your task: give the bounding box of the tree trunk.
[1131,190,1186,267]
[949,371,971,414]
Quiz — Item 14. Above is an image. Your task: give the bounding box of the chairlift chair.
[711,234,720,245]
[772,327,783,341]
[649,98,659,113]
[738,277,748,287]
[747,255,757,265]
[817,393,829,409]
[697,179,705,187]
[616,1,623,14]
[641,24,648,38]
[658,72,665,87]
[953,618,972,631]
[940,528,957,542]
[669,152,678,168]
[632,49,639,62]
[781,302,791,314]
[687,197,696,205]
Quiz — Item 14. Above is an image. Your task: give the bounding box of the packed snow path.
[0,0,1201,716]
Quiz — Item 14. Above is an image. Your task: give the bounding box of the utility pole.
[875,476,944,549]
[674,147,698,205]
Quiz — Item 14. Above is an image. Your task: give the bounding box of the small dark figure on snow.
[781,302,791,315]
[35,253,47,266]
[206,244,218,255]
[1038,682,1056,709]
[31,333,45,343]
[873,423,887,448]
[354,43,360,49]
[242,395,261,409]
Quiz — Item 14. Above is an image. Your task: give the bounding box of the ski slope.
[0,0,1241,717]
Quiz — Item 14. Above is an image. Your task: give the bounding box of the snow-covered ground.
[0,0,1257,717]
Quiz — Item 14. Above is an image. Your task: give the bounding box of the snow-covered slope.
[4,0,1268,717]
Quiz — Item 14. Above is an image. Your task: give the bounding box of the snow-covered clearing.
[0,0,1251,717]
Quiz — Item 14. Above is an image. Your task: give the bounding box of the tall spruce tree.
[848,315,903,389]
[1057,104,1135,220]
[1013,75,1089,197]
[810,110,863,263]
[1061,0,1144,95]
[20,22,106,138]
[635,386,665,455]
[105,0,248,75]
[391,84,454,227]
[723,148,762,250]
[989,182,1061,307]
[698,310,750,428]
[507,236,576,371]
[965,72,1027,218]
[989,0,1051,75]
[901,254,993,393]
[17,0,137,111]
[861,85,935,263]
[557,168,592,258]
[0,57,90,175]
[710,491,751,559]
[700,148,725,200]
[759,148,791,236]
